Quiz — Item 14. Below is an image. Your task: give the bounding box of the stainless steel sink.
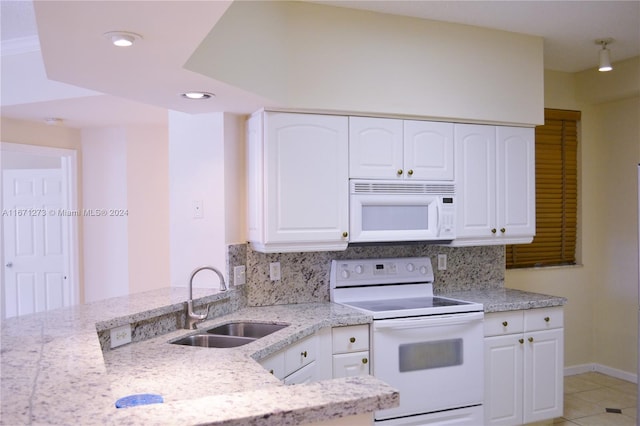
[170,322,289,348]
[205,322,288,339]
[171,334,255,348]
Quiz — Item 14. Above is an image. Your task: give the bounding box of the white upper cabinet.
[349,117,454,180]
[247,111,349,253]
[404,120,455,180]
[454,124,535,245]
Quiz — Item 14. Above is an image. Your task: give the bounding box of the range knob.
[355,265,364,274]
[406,263,415,272]
[341,270,350,279]
[420,266,429,275]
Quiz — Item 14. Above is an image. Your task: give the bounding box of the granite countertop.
[0,288,398,426]
[443,288,567,312]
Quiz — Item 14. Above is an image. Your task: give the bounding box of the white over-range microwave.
[349,179,456,243]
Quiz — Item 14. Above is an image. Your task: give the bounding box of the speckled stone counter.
[443,288,567,312]
[0,288,398,426]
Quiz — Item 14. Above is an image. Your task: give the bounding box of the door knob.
[5,262,12,268]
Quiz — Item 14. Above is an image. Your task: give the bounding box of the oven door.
[372,311,484,422]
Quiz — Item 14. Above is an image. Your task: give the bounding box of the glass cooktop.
[346,296,470,312]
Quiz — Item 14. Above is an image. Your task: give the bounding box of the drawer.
[524,307,563,332]
[284,334,317,376]
[332,324,369,353]
[332,351,370,378]
[484,311,524,336]
[259,350,285,380]
[284,361,317,385]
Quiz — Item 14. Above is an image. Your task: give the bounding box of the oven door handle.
[373,311,484,330]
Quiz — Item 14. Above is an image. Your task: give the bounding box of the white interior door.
[2,169,70,318]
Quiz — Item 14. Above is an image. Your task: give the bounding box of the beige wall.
[506,58,640,378]
[189,1,544,126]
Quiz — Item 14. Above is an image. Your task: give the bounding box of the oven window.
[362,205,429,231]
[398,339,463,372]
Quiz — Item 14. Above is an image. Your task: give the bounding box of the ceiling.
[1,0,639,129]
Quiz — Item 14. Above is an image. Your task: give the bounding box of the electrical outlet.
[437,254,447,271]
[269,262,281,281]
[110,324,132,349]
[234,265,246,286]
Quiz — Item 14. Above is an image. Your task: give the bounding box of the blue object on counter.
[115,393,164,408]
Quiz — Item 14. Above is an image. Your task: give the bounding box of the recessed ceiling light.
[181,92,215,100]
[103,31,142,47]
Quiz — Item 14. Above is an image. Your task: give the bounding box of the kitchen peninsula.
[0,287,398,425]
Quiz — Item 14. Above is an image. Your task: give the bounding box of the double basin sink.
[171,322,288,348]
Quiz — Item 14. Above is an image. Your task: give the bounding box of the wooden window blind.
[506,108,580,268]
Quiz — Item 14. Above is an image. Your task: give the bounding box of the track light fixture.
[595,38,614,72]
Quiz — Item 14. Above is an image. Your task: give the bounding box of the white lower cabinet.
[484,307,564,425]
[259,325,370,384]
[331,324,370,378]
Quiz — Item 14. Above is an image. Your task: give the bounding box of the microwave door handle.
[373,312,484,330]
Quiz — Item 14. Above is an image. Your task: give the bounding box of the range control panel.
[330,257,434,287]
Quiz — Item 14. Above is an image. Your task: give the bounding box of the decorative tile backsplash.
[227,243,505,307]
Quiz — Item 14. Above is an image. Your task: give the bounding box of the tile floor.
[554,372,637,425]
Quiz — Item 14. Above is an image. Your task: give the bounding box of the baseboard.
[565,363,638,384]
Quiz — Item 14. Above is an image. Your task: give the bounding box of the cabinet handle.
[342,231,348,238]
[500,228,506,233]
[502,321,508,327]
[491,228,497,234]
[349,337,356,343]
[362,358,368,364]
[397,169,403,175]
[407,169,414,176]
[301,351,308,358]
[269,369,274,374]
[519,338,524,344]
[544,317,550,322]
[528,337,534,343]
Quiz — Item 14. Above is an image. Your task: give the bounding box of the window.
[506,109,580,268]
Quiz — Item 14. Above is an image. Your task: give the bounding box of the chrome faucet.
[184,266,227,330]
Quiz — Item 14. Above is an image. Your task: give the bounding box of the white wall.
[81,128,129,302]
[126,126,170,294]
[169,112,227,289]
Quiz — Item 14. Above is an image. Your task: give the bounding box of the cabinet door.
[349,116,403,179]
[455,124,497,239]
[484,334,523,426]
[496,127,535,239]
[332,351,370,378]
[404,120,454,180]
[264,112,349,248]
[523,328,564,424]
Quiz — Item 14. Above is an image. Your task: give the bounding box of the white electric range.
[330,256,485,426]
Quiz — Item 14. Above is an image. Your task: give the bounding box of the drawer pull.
[519,338,524,344]
[502,321,508,327]
[349,337,356,343]
[362,358,368,364]
[301,351,308,358]
[269,369,274,374]
[528,337,534,343]
[544,316,550,322]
